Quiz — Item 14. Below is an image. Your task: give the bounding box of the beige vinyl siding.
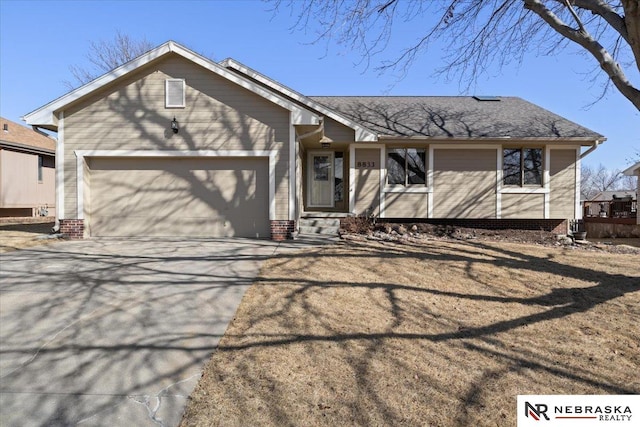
[62,54,290,219]
[0,149,55,214]
[324,118,355,142]
[501,193,544,219]
[86,157,269,238]
[1,149,37,206]
[353,148,380,216]
[549,149,576,219]
[433,149,496,218]
[384,193,428,218]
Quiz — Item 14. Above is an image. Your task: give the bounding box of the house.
[622,162,640,225]
[23,41,604,240]
[0,116,56,218]
[583,190,637,219]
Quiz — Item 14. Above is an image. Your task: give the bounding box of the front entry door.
[308,151,334,208]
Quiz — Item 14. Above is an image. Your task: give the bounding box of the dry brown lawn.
[0,220,56,253]
[181,238,639,427]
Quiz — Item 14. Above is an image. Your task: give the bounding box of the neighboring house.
[583,190,637,220]
[622,162,640,225]
[0,116,56,217]
[24,41,604,240]
[588,190,637,202]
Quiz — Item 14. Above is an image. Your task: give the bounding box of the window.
[38,155,43,182]
[165,79,185,108]
[387,148,426,186]
[503,148,542,186]
[334,152,343,202]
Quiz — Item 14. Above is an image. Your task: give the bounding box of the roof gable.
[24,41,319,130]
[220,58,377,142]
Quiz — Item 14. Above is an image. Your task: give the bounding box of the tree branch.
[524,0,640,110]
[562,0,587,32]
[573,0,629,43]
[378,0,398,13]
[621,0,640,74]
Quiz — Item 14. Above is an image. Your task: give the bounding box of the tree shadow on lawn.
[184,239,640,426]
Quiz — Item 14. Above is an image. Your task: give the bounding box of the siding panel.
[433,149,496,218]
[501,193,545,219]
[384,193,428,218]
[354,149,380,216]
[549,149,576,219]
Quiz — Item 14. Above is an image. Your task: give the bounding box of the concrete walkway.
[0,237,335,426]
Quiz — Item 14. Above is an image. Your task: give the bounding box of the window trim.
[502,147,543,187]
[386,147,426,187]
[165,78,186,108]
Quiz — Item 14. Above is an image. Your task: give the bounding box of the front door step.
[297,218,340,235]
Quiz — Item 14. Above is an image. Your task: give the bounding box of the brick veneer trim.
[60,219,85,239]
[351,218,569,234]
[270,220,295,241]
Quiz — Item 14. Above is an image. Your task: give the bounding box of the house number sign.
[356,161,376,168]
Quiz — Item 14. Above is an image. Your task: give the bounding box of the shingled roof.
[1,116,55,154]
[310,96,604,141]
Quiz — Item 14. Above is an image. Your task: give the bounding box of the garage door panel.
[90,216,230,237]
[87,157,269,238]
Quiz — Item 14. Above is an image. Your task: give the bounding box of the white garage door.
[87,157,270,238]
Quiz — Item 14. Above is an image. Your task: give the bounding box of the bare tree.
[272,0,640,111]
[65,31,154,89]
[619,173,638,190]
[581,163,635,199]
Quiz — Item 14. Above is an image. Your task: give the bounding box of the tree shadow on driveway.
[0,238,281,426]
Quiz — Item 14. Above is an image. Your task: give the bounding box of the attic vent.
[166,79,185,108]
[473,96,500,101]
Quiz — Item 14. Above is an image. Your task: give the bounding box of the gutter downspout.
[295,117,325,142]
[32,125,61,233]
[580,139,603,159]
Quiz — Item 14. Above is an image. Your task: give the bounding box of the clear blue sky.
[1,0,638,170]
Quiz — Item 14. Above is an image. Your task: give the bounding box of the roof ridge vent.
[473,95,500,101]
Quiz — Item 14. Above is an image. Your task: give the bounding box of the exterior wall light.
[320,136,331,149]
[171,117,179,134]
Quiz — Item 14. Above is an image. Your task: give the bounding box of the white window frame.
[502,147,544,187]
[386,147,427,187]
[165,79,186,108]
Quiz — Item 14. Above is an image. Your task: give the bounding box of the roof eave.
[376,135,605,145]
[24,40,177,128]
[622,161,640,176]
[24,41,320,128]
[0,140,55,155]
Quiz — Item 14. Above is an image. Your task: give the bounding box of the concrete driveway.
[0,238,325,426]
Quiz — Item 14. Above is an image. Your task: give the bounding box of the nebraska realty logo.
[517,395,639,426]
